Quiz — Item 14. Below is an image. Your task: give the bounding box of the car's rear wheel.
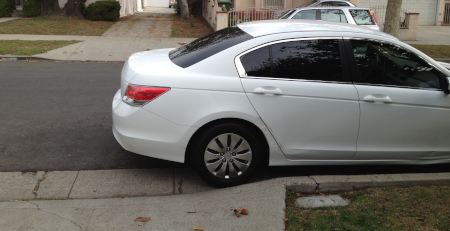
[192,123,263,187]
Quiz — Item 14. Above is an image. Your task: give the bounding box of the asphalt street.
[1,61,449,176]
[0,61,183,171]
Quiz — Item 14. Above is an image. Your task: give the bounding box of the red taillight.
[369,10,377,25]
[123,85,170,106]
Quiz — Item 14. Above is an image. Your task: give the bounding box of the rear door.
[236,38,360,160]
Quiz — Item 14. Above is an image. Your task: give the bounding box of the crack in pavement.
[33,171,48,199]
[27,201,82,230]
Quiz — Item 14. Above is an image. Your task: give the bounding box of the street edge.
[0,56,125,63]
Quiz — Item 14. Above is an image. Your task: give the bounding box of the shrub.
[23,0,41,17]
[8,0,15,11]
[0,0,12,17]
[85,1,120,21]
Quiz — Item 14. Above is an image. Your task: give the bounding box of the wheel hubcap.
[204,133,252,180]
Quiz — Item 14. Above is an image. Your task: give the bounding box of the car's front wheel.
[192,123,264,187]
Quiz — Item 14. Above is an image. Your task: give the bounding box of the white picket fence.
[370,5,409,30]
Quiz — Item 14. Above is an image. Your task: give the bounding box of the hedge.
[0,0,13,17]
[23,0,41,17]
[85,1,120,21]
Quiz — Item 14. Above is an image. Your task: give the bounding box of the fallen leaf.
[319,192,325,196]
[109,55,112,56]
[416,217,425,221]
[145,49,150,51]
[241,209,248,215]
[71,52,77,54]
[234,209,241,217]
[134,217,151,222]
[285,218,288,221]
[191,228,203,231]
[63,51,67,54]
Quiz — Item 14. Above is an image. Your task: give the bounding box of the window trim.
[234,37,352,84]
[344,37,447,91]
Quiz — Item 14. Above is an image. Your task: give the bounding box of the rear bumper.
[112,89,195,163]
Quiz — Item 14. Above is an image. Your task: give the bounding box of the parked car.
[169,0,176,8]
[279,7,380,31]
[112,20,450,187]
[272,0,355,19]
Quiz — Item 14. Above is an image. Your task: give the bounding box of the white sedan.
[112,20,450,187]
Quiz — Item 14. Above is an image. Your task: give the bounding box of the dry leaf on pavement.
[63,51,67,54]
[234,209,241,217]
[191,228,203,231]
[319,192,325,196]
[134,217,151,222]
[241,209,248,215]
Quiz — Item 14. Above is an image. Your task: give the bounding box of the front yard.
[0,17,114,36]
[285,186,450,231]
[171,15,213,38]
[0,40,80,55]
[410,44,450,59]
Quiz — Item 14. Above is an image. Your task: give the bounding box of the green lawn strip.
[0,40,81,56]
[410,44,450,59]
[0,16,115,36]
[286,186,450,231]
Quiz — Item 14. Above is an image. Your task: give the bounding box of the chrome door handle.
[253,87,283,95]
[363,95,392,103]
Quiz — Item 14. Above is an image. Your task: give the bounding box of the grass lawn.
[286,186,450,231]
[0,17,115,36]
[171,15,213,38]
[410,44,450,59]
[0,40,81,56]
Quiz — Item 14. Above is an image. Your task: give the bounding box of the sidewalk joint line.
[67,171,80,199]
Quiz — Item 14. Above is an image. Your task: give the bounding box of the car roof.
[237,20,396,40]
[296,6,370,10]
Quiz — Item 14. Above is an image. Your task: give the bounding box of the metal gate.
[444,0,450,25]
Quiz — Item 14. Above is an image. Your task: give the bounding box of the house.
[233,0,449,26]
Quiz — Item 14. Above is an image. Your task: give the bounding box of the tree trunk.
[384,0,402,37]
[179,0,189,20]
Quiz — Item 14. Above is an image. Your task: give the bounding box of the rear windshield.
[349,10,375,25]
[169,26,253,68]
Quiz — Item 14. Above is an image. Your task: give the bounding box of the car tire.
[192,123,264,187]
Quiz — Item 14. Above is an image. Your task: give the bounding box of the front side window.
[349,10,375,25]
[240,39,343,82]
[320,9,348,23]
[350,39,442,89]
[292,10,317,19]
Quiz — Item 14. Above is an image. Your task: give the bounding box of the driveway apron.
[102,11,173,38]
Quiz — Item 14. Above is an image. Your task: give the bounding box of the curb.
[0,56,125,63]
[434,58,450,63]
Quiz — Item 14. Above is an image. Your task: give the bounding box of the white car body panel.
[113,20,450,167]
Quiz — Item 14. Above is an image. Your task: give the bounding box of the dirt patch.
[171,15,213,38]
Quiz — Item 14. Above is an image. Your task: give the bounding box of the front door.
[346,39,450,160]
[236,38,360,160]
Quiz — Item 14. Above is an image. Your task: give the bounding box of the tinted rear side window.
[292,10,317,19]
[320,9,348,23]
[349,10,375,25]
[271,39,343,82]
[240,46,272,77]
[169,26,253,68]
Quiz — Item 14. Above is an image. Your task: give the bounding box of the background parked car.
[272,0,355,19]
[279,7,380,31]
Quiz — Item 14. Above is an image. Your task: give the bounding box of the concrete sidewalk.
[403,26,450,45]
[1,171,450,230]
[0,35,195,61]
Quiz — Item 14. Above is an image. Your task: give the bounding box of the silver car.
[280,7,380,31]
[272,0,355,19]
